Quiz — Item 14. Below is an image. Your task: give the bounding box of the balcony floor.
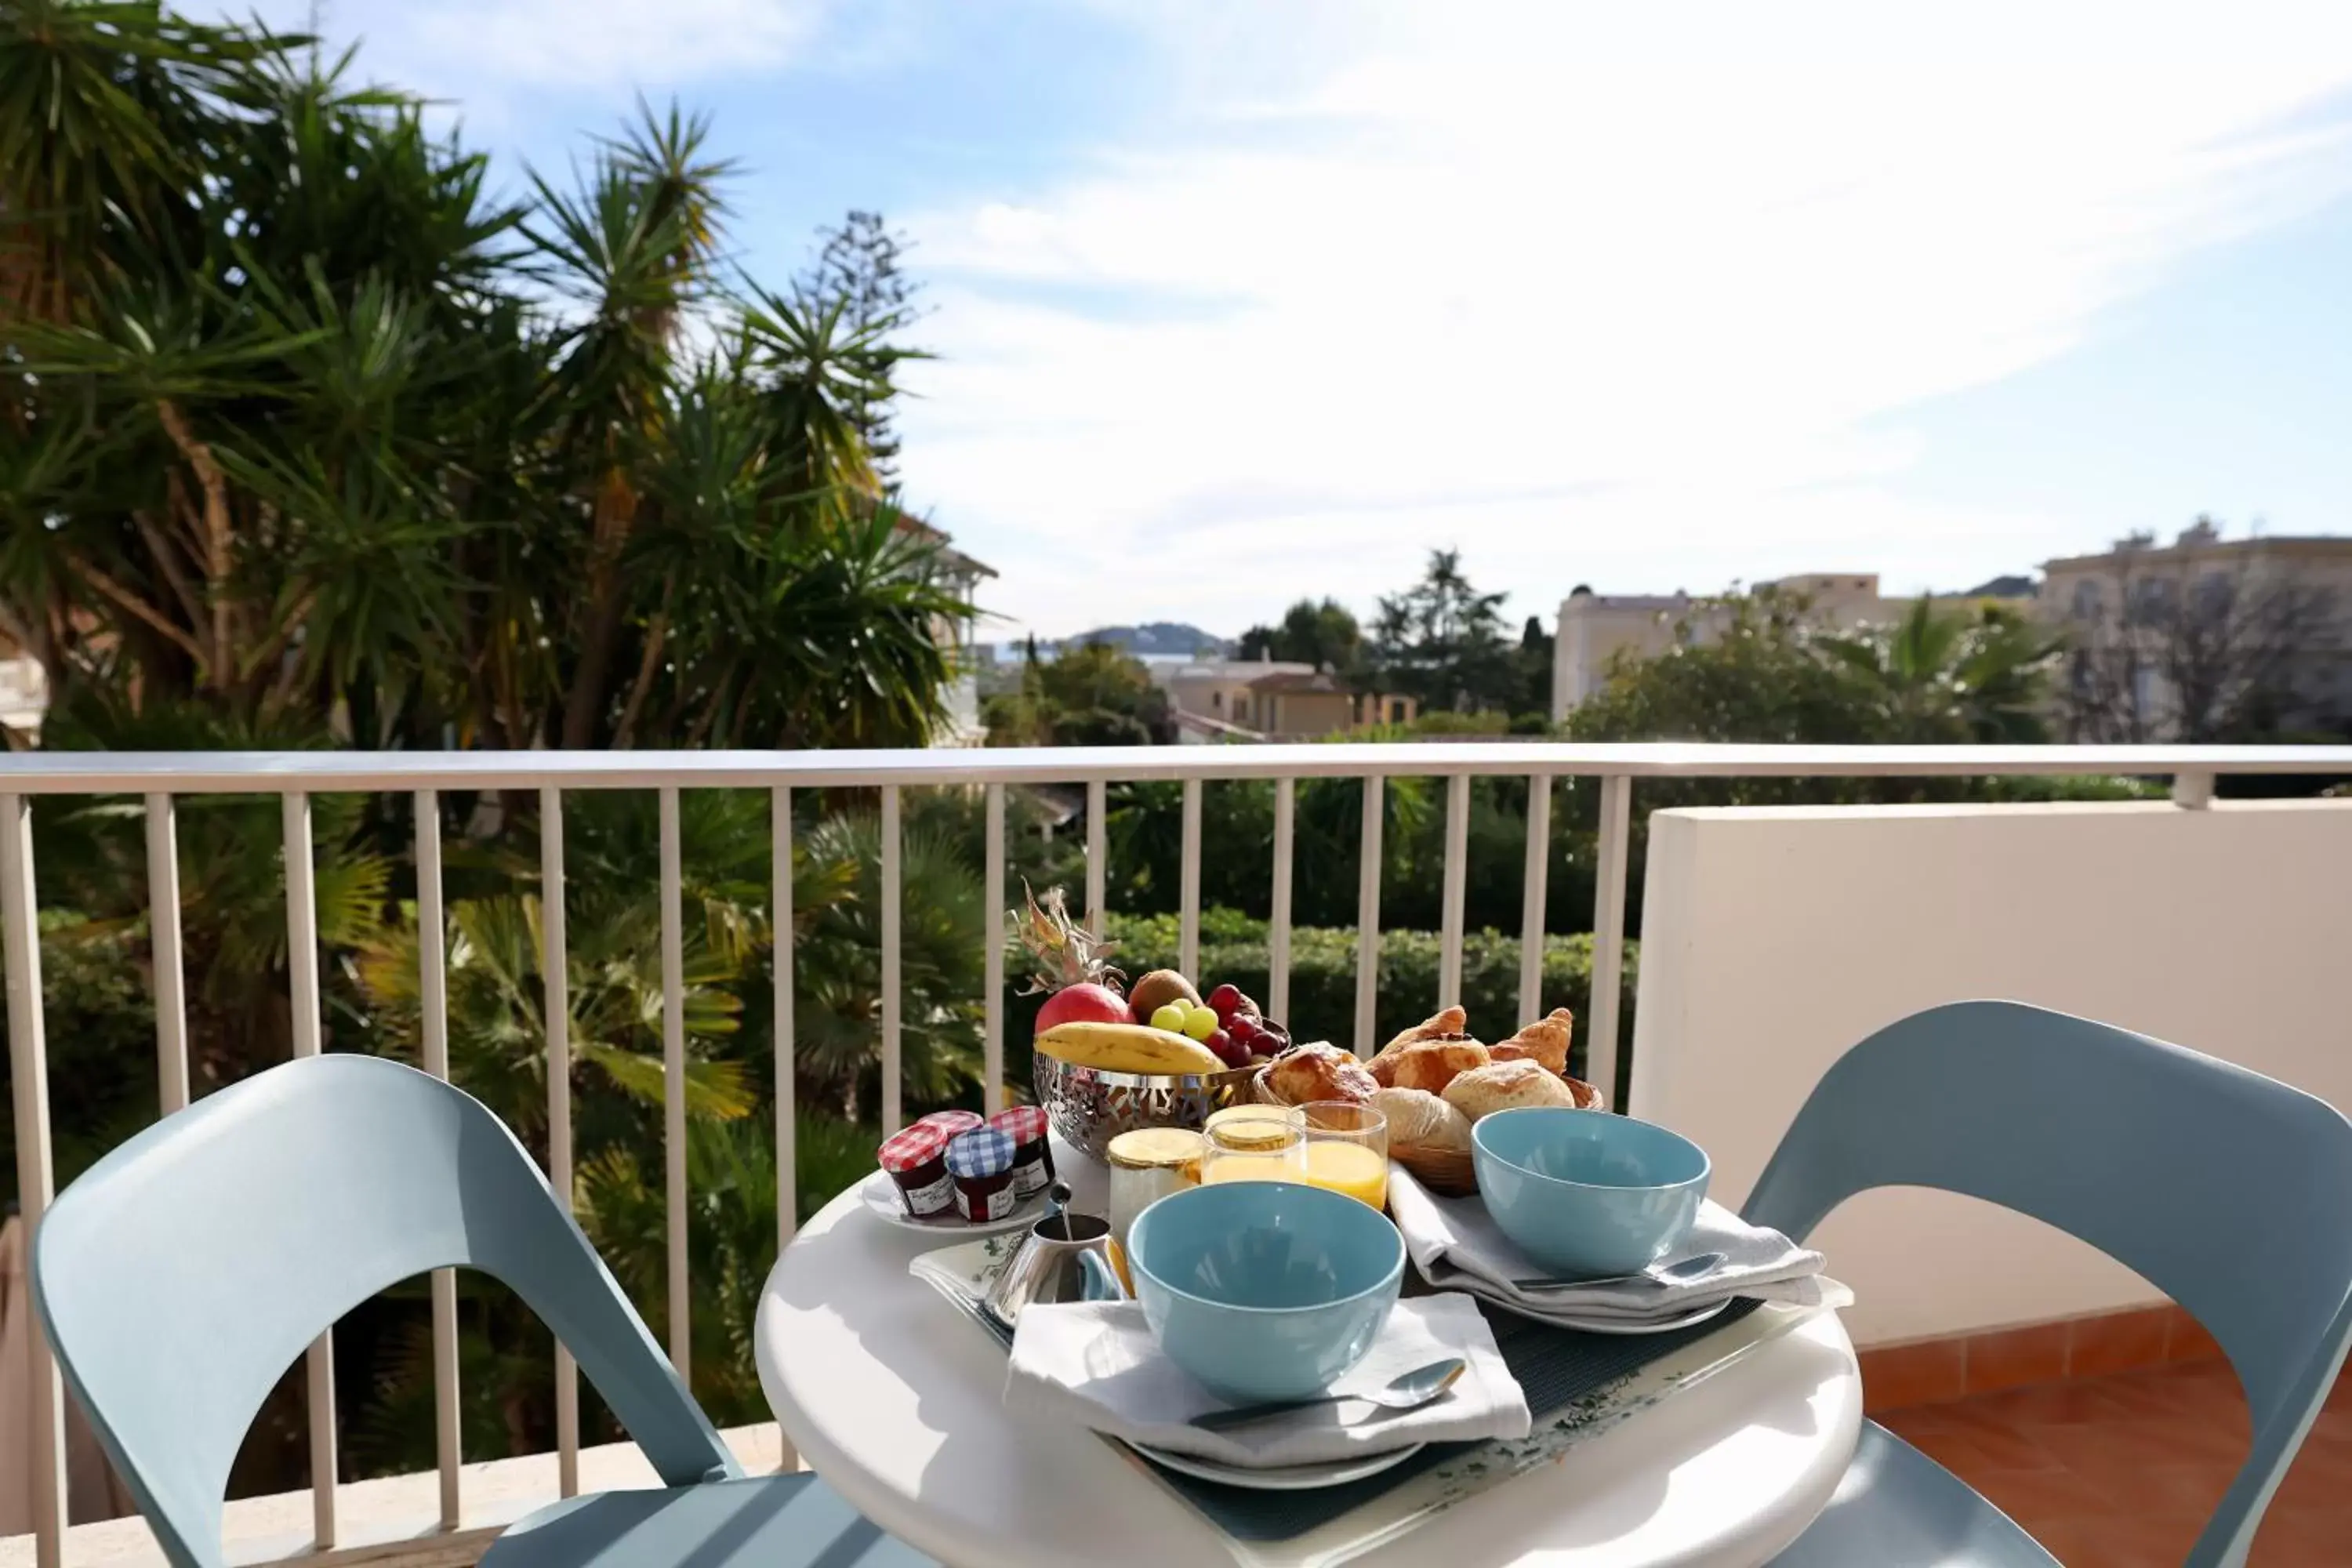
[1877,1357,2352,1566]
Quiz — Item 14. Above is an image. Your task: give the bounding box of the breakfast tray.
[910,1235,1842,1568]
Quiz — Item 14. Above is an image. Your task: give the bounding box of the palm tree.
[1,0,985,1490]
[1820,598,2063,744]
[2,9,968,751]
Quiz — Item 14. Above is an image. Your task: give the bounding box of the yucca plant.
[1,0,982,1496]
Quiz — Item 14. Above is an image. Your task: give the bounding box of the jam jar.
[985,1105,1054,1200]
[875,1120,957,1219]
[944,1127,1020,1221]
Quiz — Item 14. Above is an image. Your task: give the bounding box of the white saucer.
[1472,1285,1732,1336]
[1129,1439,1426,1491]
[858,1168,1051,1236]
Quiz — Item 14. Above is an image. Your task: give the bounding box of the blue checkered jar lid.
[944,1126,1016,1178]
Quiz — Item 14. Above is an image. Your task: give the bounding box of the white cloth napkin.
[1387,1167,1831,1326]
[1003,1292,1531,1468]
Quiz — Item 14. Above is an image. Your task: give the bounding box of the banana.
[1036,1020,1225,1076]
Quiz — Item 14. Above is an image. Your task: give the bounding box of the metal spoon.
[1186,1357,1468,1433]
[1510,1250,1728,1294]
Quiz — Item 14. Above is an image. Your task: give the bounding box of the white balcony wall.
[1628,797,2352,1349]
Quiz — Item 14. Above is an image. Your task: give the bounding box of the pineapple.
[1012,882,1131,1031]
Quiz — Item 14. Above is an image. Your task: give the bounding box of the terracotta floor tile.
[2067,1306,2173,1380]
[1967,1463,2121,1524]
[1914,1406,2070,1473]
[2303,1407,2352,1451]
[1876,1401,1973,1438]
[2268,1439,2352,1515]
[2024,1511,2207,1568]
[1970,1321,2073,1395]
[1859,1337,1968,1412]
[2250,1504,2348,1565]
[2167,1305,2226,1363]
[1884,1357,2352,1563]
[1969,1378,2143,1429]
[2034,1412,2248,1473]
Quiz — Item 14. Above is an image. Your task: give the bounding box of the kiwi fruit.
[1127,969,1202,1019]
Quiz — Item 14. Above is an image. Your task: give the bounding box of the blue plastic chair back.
[32,1054,738,1568]
[1743,1000,2352,1568]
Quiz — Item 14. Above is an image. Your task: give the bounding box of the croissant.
[1490,1007,1575,1076]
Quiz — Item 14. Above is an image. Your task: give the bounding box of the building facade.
[1550,572,1912,720]
[894,516,996,746]
[2039,523,2352,740]
[1154,656,1418,742]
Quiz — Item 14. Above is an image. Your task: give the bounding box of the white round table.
[757,1136,1861,1568]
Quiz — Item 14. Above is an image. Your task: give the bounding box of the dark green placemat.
[1145,1297,1766,1543]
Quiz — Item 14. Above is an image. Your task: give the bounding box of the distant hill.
[991,622,1231,662]
[1073,622,1230,656]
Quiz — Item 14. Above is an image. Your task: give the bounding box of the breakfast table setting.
[754,889,1862,1568]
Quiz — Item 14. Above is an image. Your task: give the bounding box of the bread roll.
[1491,1007,1575,1076]
[1386,1038,1490,1094]
[1443,1059,1580,1121]
[1266,1042,1377,1105]
[1370,1087,1472,1156]
[1373,1006,1468,1065]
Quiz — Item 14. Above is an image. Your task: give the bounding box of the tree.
[1,20,967,753]
[0,0,983,1490]
[796,209,919,490]
[982,638,1170,746]
[1369,549,1516,712]
[1236,597,1363,674]
[1515,614,1554,717]
[1565,589,1872,746]
[2058,539,2337,742]
[1820,598,2062,744]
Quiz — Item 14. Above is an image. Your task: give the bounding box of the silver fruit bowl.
[1031,1051,1258,1162]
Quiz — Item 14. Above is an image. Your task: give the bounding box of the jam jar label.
[961,1178,1017,1221]
[897,1167,956,1218]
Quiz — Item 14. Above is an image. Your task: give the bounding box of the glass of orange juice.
[1294,1101,1389,1210]
[1200,1115,1307,1185]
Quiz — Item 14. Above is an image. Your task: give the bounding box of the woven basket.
[1394,1144,1478,1196]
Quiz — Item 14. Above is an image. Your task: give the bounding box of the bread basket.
[1250,1062,1607,1197]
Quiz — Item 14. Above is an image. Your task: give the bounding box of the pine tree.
[798,209,920,488]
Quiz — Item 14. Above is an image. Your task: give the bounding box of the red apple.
[1036,982,1131,1034]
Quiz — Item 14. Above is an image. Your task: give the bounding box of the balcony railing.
[5,740,2350,1568]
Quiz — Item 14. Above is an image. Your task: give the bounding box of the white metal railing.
[5,739,2352,1568]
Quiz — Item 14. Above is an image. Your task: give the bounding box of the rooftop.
[2044,529,2352,572]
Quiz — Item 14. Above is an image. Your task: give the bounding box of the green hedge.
[1004,910,1636,1091]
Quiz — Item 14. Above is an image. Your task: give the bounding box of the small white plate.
[1129,1439,1427,1491]
[1471,1285,1732,1336]
[858,1169,1050,1236]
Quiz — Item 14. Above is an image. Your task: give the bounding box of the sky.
[241,1,2352,643]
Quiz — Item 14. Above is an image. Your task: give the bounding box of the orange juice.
[1201,1151,1301,1184]
[1301,1140,1388,1210]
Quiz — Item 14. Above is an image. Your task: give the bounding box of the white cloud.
[247,0,829,113]
[895,2,2352,638]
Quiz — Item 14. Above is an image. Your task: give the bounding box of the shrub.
[1002,910,1636,1094]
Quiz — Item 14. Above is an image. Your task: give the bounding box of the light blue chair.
[32,1054,931,1568]
[1744,1000,2352,1567]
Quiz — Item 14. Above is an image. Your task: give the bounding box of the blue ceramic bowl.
[1472,1108,1711,1279]
[1125,1179,1405,1402]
